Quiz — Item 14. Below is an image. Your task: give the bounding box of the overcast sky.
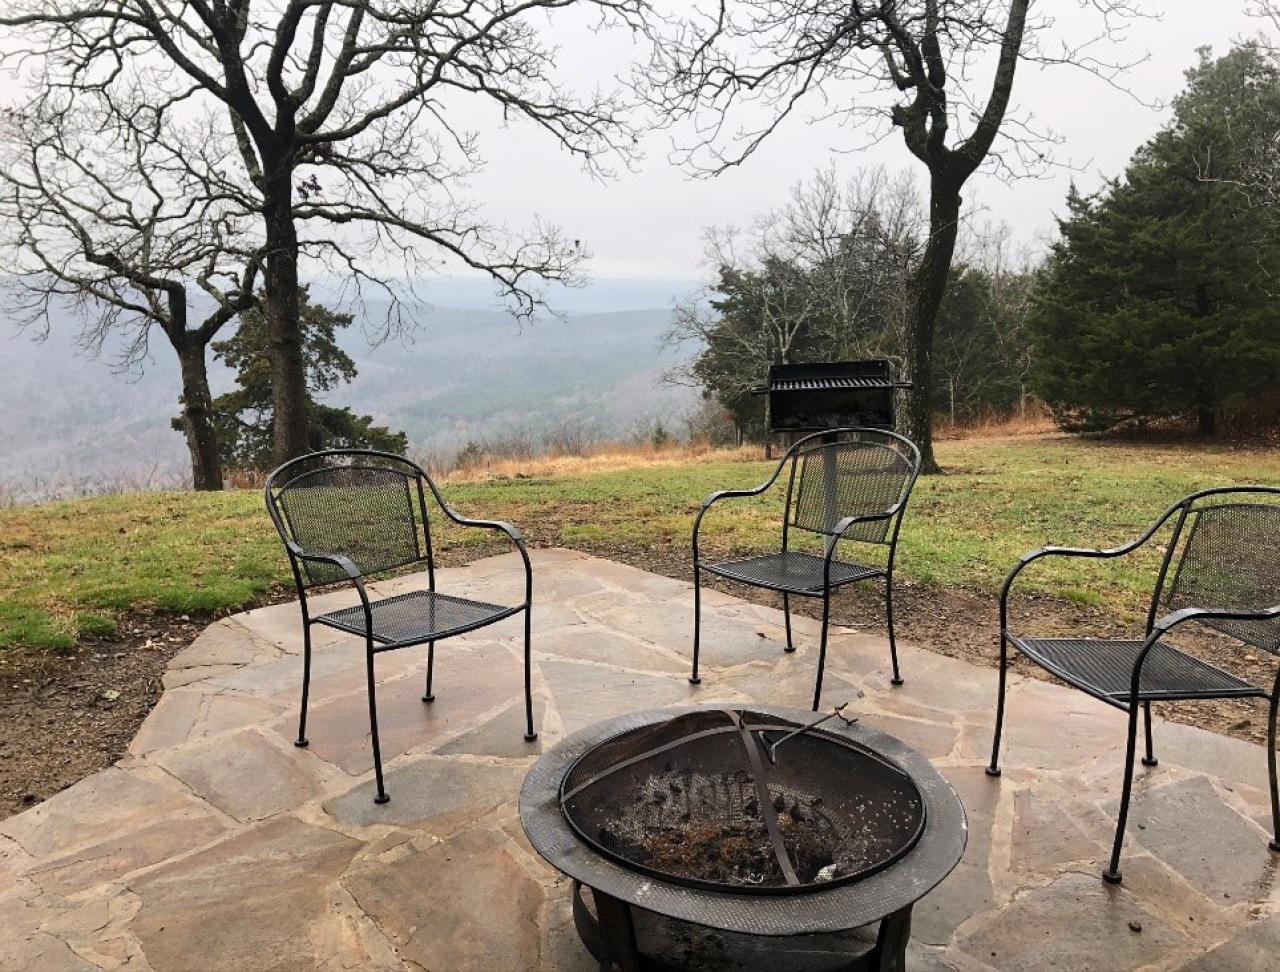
[458,1,1267,288]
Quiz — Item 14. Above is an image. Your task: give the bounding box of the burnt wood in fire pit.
[520,705,966,972]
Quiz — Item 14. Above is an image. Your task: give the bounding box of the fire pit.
[520,705,966,971]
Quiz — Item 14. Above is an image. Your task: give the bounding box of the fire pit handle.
[764,703,856,764]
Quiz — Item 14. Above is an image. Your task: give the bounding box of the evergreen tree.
[1031,45,1280,435]
[175,291,407,472]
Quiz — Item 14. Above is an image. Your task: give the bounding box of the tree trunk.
[1197,407,1217,437]
[903,178,964,474]
[175,339,224,491]
[262,176,310,464]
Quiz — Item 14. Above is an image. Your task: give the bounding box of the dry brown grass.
[440,442,763,483]
[934,405,1056,440]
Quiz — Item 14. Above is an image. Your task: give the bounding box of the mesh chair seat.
[317,590,520,646]
[703,551,884,594]
[1010,635,1266,705]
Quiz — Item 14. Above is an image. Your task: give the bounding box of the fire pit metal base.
[571,880,911,971]
[520,705,966,971]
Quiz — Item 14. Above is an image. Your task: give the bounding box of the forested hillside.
[0,302,696,502]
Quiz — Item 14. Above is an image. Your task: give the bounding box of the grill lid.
[559,709,925,895]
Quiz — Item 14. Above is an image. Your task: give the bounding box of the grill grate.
[771,377,907,391]
[560,709,925,895]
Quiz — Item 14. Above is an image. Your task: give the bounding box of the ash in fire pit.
[560,709,924,894]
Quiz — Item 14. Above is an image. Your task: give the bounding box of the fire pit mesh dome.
[559,709,925,895]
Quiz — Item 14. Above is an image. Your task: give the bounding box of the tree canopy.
[669,169,1035,439]
[3,0,642,463]
[1031,45,1280,435]
[187,292,406,472]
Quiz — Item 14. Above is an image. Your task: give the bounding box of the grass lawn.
[2,434,1277,650]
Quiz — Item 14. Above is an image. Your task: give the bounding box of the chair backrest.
[1160,489,1280,654]
[265,451,427,587]
[785,429,920,544]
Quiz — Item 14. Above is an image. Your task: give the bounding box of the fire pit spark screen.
[559,708,925,895]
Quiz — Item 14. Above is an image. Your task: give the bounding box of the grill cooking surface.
[559,709,925,895]
[771,377,905,391]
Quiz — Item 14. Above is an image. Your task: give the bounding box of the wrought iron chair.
[986,486,1280,884]
[265,449,536,804]
[690,428,922,711]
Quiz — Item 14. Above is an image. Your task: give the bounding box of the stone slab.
[170,618,282,669]
[1119,776,1275,902]
[128,816,361,971]
[157,730,326,822]
[343,827,544,971]
[539,658,697,733]
[433,698,549,758]
[0,766,196,858]
[288,645,524,774]
[957,872,1188,971]
[27,807,229,895]
[1177,916,1280,971]
[324,756,526,831]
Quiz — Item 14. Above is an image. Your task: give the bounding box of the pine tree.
[1031,45,1280,435]
[175,291,407,472]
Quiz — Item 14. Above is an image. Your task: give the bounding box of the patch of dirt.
[1,539,1274,822]
[0,614,203,819]
[0,544,501,819]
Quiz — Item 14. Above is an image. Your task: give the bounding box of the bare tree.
[2,0,646,463]
[0,97,260,490]
[644,0,1142,471]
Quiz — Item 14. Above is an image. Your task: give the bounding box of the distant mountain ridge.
[0,293,697,502]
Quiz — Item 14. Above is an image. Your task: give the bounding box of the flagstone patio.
[1,548,1277,970]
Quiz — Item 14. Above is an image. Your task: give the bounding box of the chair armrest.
[1002,539,1157,608]
[285,545,374,626]
[1150,604,1280,637]
[693,457,794,553]
[441,507,524,544]
[998,532,1167,641]
[1119,603,1280,702]
[699,487,764,513]
[287,543,363,583]
[1015,543,1146,567]
[438,506,532,600]
[821,510,897,563]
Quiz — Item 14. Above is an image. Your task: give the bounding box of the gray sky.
[462,1,1265,284]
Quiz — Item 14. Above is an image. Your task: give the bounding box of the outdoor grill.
[765,360,911,435]
[521,705,966,972]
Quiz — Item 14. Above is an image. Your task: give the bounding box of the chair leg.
[295,625,312,748]
[986,634,1009,778]
[421,641,436,702]
[1141,701,1158,767]
[1103,702,1142,884]
[782,593,795,652]
[690,565,702,685]
[1268,674,1280,853]
[812,588,831,712]
[885,572,903,686]
[523,606,538,742]
[366,646,389,804]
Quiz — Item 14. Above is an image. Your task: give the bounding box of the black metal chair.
[264,449,536,804]
[987,486,1280,884]
[690,428,922,711]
